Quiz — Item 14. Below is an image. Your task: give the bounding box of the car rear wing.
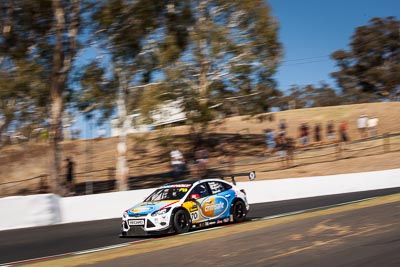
[217,171,256,185]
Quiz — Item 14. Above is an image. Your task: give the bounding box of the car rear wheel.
[232,200,246,223]
[173,209,191,234]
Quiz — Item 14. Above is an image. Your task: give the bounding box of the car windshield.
[144,186,190,201]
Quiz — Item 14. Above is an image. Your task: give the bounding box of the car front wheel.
[173,209,191,234]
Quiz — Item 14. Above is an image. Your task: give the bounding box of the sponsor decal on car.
[200,196,228,219]
[129,219,145,226]
[161,184,192,188]
[132,206,154,213]
[189,205,198,212]
[130,200,178,215]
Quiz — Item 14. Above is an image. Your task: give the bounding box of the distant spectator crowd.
[169,113,381,178]
[263,114,379,168]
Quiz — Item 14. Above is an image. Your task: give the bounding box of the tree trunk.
[115,67,129,191]
[49,0,80,195]
[48,0,65,195]
[197,0,209,106]
[49,89,63,195]
[199,60,210,105]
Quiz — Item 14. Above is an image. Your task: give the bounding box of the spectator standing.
[217,140,229,164]
[217,139,234,176]
[326,120,335,141]
[314,123,322,145]
[286,137,296,167]
[278,119,287,136]
[367,116,379,137]
[264,128,276,156]
[339,121,350,149]
[357,115,368,138]
[195,145,209,178]
[65,157,75,194]
[298,122,310,147]
[275,133,288,167]
[170,147,186,179]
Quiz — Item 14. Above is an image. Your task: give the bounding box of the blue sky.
[268,0,400,90]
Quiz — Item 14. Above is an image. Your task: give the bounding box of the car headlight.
[123,211,128,219]
[151,207,171,217]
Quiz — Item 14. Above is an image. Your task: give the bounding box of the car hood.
[127,200,179,216]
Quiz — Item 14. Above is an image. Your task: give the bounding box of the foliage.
[276,83,342,110]
[77,61,117,121]
[153,0,282,134]
[0,60,49,139]
[0,0,85,194]
[331,16,400,102]
[0,0,54,139]
[80,0,282,135]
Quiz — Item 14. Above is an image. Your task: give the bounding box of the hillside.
[0,102,399,196]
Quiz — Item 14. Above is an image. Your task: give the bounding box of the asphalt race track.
[84,197,400,267]
[0,187,399,266]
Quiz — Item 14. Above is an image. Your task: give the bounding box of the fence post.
[335,142,342,159]
[86,175,93,195]
[39,175,47,193]
[109,167,116,190]
[383,133,390,153]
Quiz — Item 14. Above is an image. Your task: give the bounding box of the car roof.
[163,178,232,188]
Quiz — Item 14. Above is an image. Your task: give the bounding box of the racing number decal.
[190,211,199,220]
[183,201,201,222]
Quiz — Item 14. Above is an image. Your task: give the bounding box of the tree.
[0,61,49,143]
[0,2,51,144]
[78,0,281,190]
[153,0,282,135]
[82,0,168,190]
[0,0,83,194]
[277,83,342,110]
[331,17,400,102]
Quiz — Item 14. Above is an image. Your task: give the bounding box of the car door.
[205,181,235,220]
[182,182,211,224]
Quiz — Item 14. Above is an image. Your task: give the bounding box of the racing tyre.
[173,209,191,234]
[231,200,246,223]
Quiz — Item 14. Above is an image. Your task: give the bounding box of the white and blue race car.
[121,178,250,236]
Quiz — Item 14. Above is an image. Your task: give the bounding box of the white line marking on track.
[74,243,130,255]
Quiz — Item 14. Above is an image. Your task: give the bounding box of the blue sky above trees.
[268,0,400,89]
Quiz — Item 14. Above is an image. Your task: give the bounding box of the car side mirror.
[189,193,200,200]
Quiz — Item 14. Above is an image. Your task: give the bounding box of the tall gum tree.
[81,0,282,190]
[87,0,168,190]
[0,0,82,195]
[157,0,282,135]
[49,0,80,194]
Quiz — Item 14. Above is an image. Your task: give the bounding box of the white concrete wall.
[240,168,400,204]
[0,194,61,231]
[60,188,154,224]
[1,169,399,231]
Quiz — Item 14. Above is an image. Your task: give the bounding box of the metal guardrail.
[0,174,49,197]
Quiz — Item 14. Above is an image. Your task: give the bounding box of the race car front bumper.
[121,214,173,237]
